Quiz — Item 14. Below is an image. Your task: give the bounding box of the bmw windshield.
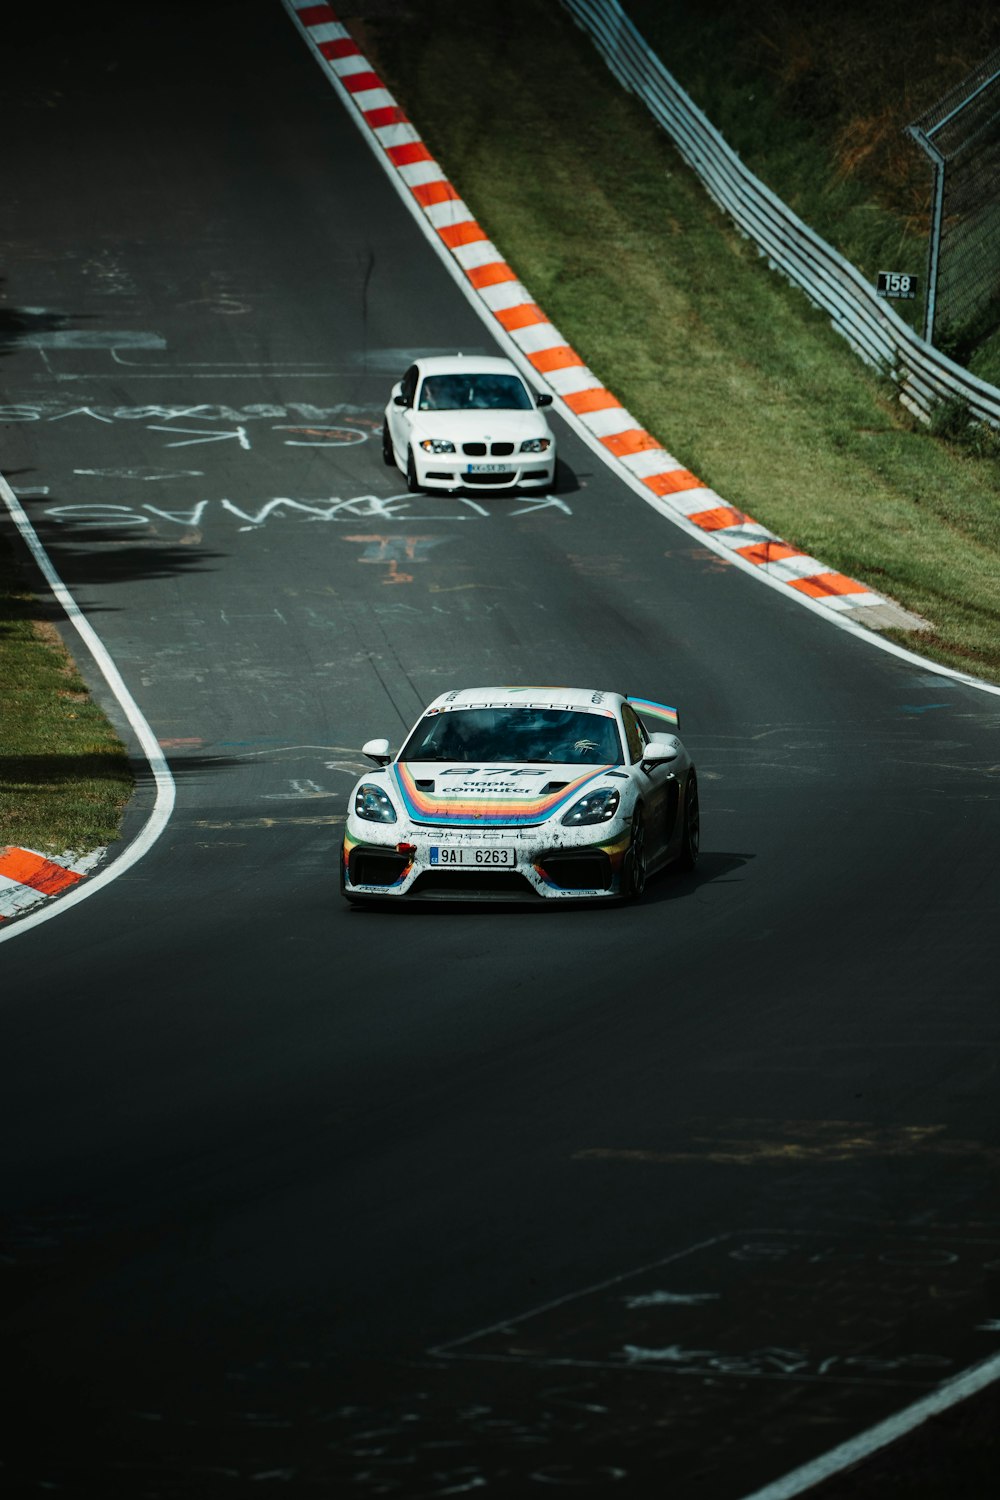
[417,373,534,412]
[399,707,624,766]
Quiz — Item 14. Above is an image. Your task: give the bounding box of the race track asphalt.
[2,4,999,1496]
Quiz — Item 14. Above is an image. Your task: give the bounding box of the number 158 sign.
[877,271,918,300]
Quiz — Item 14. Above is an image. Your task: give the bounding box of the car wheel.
[623,806,647,900]
[678,772,700,871]
[382,421,396,468]
[406,448,422,493]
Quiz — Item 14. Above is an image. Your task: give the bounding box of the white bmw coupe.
[382,354,556,492]
[342,687,699,904]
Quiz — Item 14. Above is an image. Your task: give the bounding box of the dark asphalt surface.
[2,4,999,1496]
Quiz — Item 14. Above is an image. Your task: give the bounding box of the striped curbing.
[0,845,106,924]
[284,0,927,634]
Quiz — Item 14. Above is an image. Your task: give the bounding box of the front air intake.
[539,851,613,891]
[350,850,409,887]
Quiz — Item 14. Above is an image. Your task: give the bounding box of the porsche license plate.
[430,846,516,867]
[466,463,512,475]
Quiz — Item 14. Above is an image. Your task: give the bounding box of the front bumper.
[412,450,555,491]
[342,823,631,902]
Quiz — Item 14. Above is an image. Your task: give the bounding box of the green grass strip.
[0,528,132,855]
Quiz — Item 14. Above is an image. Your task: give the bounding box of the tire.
[406,448,422,493]
[677,772,700,872]
[382,421,396,468]
[623,806,647,901]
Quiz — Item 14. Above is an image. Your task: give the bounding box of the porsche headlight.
[419,437,456,453]
[561,787,620,826]
[355,783,397,823]
[519,437,552,453]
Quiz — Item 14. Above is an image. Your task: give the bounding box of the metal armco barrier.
[563,0,1000,428]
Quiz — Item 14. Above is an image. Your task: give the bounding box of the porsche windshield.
[417,373,534,412]
[400,707,624,765]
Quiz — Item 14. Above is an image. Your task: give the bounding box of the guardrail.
[563,0,1000,429]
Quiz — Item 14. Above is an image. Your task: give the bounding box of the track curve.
[2,4,999,1496]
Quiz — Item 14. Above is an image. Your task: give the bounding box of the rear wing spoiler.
[628,697,680,732]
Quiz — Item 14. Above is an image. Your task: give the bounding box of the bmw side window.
[401,366,418,407]
[621,705,646,763]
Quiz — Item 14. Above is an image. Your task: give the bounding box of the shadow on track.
[343,851,754,917]
[2,484,227,610]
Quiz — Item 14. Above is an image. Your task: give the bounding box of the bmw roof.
[408,354,529,378]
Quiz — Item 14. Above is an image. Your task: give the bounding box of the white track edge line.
[734,1348,1000,1500]
[283,0,1000,703]
[0,475,176,944]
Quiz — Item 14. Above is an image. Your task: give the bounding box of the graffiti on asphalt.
[38,493,570,529]
[431,1230,1000,1390]
[0,401,376,450]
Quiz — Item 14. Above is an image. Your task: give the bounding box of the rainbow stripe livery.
[628,697,680,728]
[391,763,612,827]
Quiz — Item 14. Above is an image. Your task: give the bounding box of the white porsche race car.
[341,688,699,903]
[382,354,556,492]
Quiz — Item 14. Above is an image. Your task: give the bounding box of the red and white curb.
[284,0,927,635]
[0,845,106,924]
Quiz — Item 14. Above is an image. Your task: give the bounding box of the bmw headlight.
[561,787,620,826]
[419,437,456,453]
[519,437,552,453]
[355,783,397,823]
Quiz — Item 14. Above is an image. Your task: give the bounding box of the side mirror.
[536,392,553,407]
[640,738,679,770]
[393,393,408,408]
[362,737,392,766]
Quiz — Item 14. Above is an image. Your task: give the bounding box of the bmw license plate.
[430,846,516,867]
[466,463,512,475]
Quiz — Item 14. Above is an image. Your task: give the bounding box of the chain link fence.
[907,48,1000,353]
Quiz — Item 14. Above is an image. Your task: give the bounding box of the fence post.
[906,126,946,345]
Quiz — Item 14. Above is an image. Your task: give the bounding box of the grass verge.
[0,525,132,856]
[357,0,1000,684]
